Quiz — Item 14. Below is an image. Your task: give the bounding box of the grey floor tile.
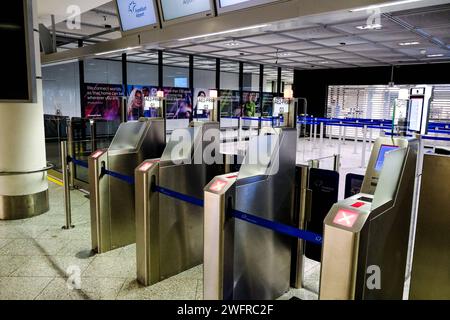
[195,280,203,300]
[10,255,93,278]
[35,276,127,300]
[171,265,203,281]
[303,265,320,294]
[0,277,53,300]
[56,239,94,258]
[0,238,67,256]
[0,256,29,276]
[117,277,198,300]
[82,256,136,278]
[278,288,318,300]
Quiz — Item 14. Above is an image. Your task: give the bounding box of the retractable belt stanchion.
[353,121,359,154]
[361,125,367,168]
[61,141,74,230]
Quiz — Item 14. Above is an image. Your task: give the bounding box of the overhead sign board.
[216,0,280,13]
[159,0,213,23]
[116,0,159,33]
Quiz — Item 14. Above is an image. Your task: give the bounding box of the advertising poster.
[127,85,160,120]
[126,85,193,120]
[83,83,124,120]
[193,88,213,119]
[241,91,260,117]
[261,92,275,116]
[219,90,240,117]
[164,87,193,119]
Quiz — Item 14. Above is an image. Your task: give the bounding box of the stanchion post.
[338,121,343,155]
[361,125,367,167]
[353,121,358,154]
[313,118,318,149]
[61,141,74,230]
[343,125,347,145]
[328,123,332,146]
[319,122,324,157]
[67,119,75,188]
[333,154,341,172]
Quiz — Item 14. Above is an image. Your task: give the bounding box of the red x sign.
[210,179,227,192]
[333,209,359,228]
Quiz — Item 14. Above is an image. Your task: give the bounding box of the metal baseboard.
[0,189,49,220]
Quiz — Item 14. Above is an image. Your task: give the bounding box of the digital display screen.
[219,0,277,9]
[174,77,188,88]
[116,0,158,32]
[408,98,424,133]
[0,0,34,102]
[375,145,398,172]
[160,0,212,21]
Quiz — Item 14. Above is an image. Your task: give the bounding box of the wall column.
[0,0,48,219]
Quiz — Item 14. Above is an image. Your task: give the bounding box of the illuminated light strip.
[95,46,142,56]
[178,24,269,41]
[350,0,424,12]
[48,176,63,186]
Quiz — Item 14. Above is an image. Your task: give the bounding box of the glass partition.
[243,63,260,92]
[220,60,239,90]
[163,52,189,88]
[42,62,81,118]
[263,66,278,93]
[194,56,216,89]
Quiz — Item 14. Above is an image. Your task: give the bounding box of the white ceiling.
[51,1,450,72]
[38,0,112,26]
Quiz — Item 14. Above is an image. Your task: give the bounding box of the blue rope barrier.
[231,209,323,245]
[152,183,322,245]
[154,185,204,207]
[102,168,135,185]
[68,157,89,169]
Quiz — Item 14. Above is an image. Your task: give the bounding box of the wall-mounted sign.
[83,83,124,120]
[116,0,158,32]
[272,97,289,117]
[159,0,213,22]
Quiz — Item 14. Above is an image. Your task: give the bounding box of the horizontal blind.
[326,84,450,139]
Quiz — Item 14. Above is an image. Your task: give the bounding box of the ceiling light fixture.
[224,41,240,47]
[95,46,141,56]
[178,24,269,41]
[427,54,444,58]
[279,52,291,57]
[356,24,382,30]
[399,41,420,46]
[350,0,424,12]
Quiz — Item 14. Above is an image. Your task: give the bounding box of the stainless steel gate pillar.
[88,149,109,253]
[203,174,238,300]
[135,160,160,286]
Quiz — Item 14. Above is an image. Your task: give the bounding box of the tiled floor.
[0,137,394,300]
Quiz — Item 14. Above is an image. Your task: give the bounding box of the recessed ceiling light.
[399,41,420,46]
[318,61,329,64]
[179,24,269,41]
[356,24,382,30]
[279,52,291,57]
[224,41,240,47]
[427,54,444,58]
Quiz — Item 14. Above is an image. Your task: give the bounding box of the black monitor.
[0,0,36,102]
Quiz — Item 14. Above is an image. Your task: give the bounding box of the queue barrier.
[70,159,324,246]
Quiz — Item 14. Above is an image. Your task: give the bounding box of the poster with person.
[241,91,260,117]
[193,88,214,119]
[83,83,124,120]
[164,87,193,119]
[127,85,160,120]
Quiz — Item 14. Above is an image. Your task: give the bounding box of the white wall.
[42,61,81,117]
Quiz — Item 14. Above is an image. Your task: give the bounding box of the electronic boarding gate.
[135,121,224,286]
[89,118,166,253]
[319,136,418,300]
[203,99,299,300]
